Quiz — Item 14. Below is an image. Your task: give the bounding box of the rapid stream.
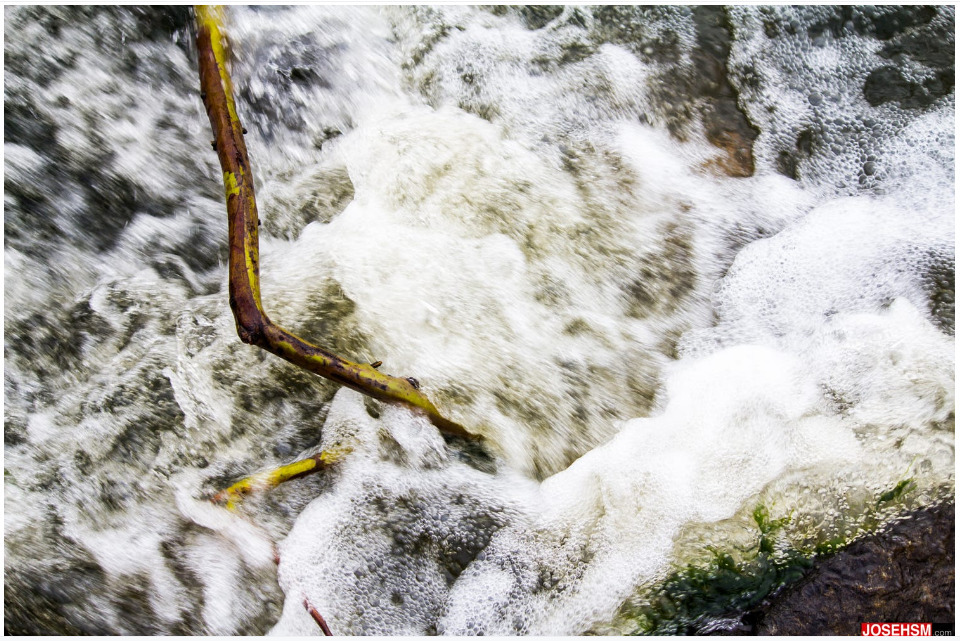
[4,5,955,635]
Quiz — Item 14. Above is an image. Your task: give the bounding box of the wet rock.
[4,5,216,260]
[4,409,29,446]
[518,6,564,31]
[863,66,952,110]
[635,6,758,177]
[775,128,815,181]
[803,6,938,42]
[591,6,686,65]
[4,520,113,635]
[921,248,955,335]
[723,501,955,635]
[237,34,344,140]
[862,7,954,109]
[690,7,759,177]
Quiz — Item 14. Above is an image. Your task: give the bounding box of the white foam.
[276,341,881,634]
[437,345,864,634]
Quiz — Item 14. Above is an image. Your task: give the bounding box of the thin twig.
[304,598,334,636]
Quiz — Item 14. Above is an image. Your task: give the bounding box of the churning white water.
[4,5,954,635]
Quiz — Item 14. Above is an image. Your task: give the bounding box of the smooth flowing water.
[4,5,954,635]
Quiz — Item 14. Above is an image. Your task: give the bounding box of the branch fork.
[195,3,474,460]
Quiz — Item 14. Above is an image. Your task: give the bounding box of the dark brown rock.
[727,502,955,635]
[691,7,759,178]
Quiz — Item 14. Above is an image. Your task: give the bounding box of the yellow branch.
[211,448,351,510]
[194,6,475,443]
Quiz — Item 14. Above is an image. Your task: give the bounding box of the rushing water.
[4,5,955,635]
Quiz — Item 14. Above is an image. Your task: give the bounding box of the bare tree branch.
[194,5,475,440]
[210,448,350,510]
